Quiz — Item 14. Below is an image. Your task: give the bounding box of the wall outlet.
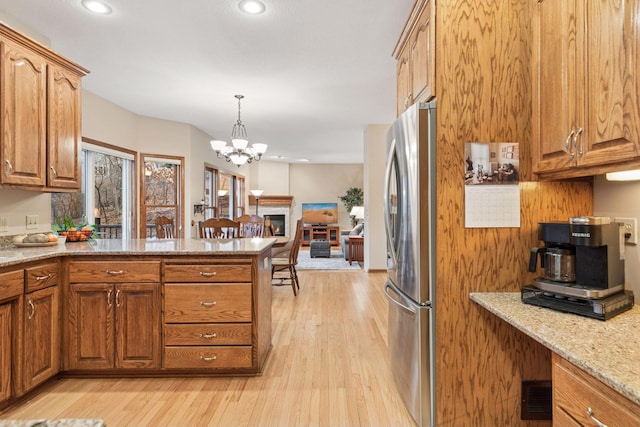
[616,217,637,245]
[26,214,39,230]
[0,216,7,233]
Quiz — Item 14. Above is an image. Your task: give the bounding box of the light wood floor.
[1,270,415,426]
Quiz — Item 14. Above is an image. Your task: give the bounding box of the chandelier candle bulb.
[210,95,267,167]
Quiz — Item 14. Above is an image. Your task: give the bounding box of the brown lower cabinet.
[66,260,161,370]
[0,303,12,403]
[67,282,161,370]
[553,353,640,425]
[23,285,59,392]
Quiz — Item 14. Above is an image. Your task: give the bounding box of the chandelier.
[210,95,267,167]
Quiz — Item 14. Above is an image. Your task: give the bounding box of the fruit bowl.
[59,230,92,242]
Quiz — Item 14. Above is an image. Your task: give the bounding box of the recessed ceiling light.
[239,0,266,15]
[81,0,112,15]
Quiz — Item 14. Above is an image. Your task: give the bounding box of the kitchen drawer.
[164,284,251,323]
[164,323,252,346]
[0,270,22,302]
[25,262,59,292]
[553,354,640,426]
[164,263,251,283]
[69,261,160,283]
[164,346,252,369]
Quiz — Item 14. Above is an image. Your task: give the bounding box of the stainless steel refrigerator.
[384,100,436,427]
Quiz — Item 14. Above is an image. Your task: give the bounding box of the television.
[301,202,338,225]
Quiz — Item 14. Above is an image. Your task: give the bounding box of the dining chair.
[155,216,176,239]
[198,218,240,239]
[272,219,303,296]
[237,214,265,237]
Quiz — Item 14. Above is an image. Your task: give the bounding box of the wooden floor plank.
[1,270,415,426]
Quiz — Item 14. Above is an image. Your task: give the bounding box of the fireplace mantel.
[249,195,293,207]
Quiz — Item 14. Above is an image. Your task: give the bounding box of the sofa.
[341,223,364,260]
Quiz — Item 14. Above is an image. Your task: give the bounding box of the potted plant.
[339,187,364,227]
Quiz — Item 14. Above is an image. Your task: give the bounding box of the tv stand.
[301,225,339,246]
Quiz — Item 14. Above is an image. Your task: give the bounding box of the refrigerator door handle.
[384,282,416,317]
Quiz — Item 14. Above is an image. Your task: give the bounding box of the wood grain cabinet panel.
[164,323,252,346]
[67,261,161,370]
[533,0,640,177]
[0,24,87,191]
[553,354,640,426]
[394,0,435,116]
[164,284,252,323]
[23,285,59,392]
[25,262,59,293]
[0,39,47,187]
[0,304,12,404]
[164,346,252,369]
[164,263,251,283]
[47,64,82,190]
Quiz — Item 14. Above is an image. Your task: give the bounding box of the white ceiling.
[0,0,413,164]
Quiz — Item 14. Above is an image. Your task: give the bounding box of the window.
[140,154,184,238]
[214,171,245,219]
[51,138,136,239]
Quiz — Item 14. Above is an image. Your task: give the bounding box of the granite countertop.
[0,237,277,268]
[470,292,640,405]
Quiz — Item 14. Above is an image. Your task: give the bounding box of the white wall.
[250,161,290,195]
[594,175,640,302]
[364,124,390,271]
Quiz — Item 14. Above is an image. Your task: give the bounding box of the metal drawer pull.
[115,289,121,308]
[27,300,35,320]
[199,301,217,307]
[564,129,575,158]
[106,270,124,275]
[587,407,607,427]
[107,290,113,308]
[35,274,52,281]
[50,165,57,178]
[5,160,13,177]
[199,271,217,277]
[198,332,218,339]
[200,355,217,361]
[574,127,584,157]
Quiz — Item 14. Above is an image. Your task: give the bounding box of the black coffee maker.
[523,217,633,320]
[529,217,625,298]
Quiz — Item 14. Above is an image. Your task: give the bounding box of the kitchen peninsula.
[471,292,640,424]
[0,238,275,411]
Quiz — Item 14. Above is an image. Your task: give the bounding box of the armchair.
[341,223,364,261]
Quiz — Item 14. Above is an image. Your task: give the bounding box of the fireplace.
[250,195,293,237]
[265,215,285,236]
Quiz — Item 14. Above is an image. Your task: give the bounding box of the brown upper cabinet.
[0,24,88,191]
[394,0,435,116]
[532,0,640,179]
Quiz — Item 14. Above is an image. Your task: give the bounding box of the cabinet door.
[23,286,59,392]
[396,48,411,116]
[47,64,82,189]
[410,0,434,103]
[0,39,47,186]
[0,304,11,403]
[532,0,578,173]
[578,0,640,167]
[115,283,160,369]
[67,283,114,370]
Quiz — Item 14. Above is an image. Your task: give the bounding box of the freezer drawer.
[385,279,433,427]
